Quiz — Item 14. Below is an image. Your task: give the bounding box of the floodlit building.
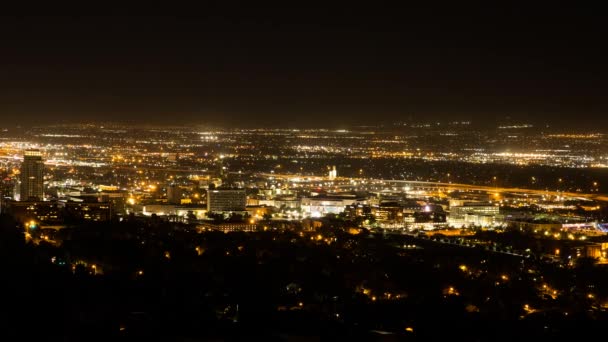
[301,195,362,217]
[449,201,500,227]
[328,166,337,180]
[142,204,207,220]
[450,202,499,217]
[371,202,406,228]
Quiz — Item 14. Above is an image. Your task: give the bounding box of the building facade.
[20,149,44,201]
[207,189,247,212]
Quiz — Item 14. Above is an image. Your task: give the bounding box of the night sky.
[1,6,606,128]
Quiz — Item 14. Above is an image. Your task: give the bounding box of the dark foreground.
[2,215,608,341]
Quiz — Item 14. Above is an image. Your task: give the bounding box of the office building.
[63,201,113,222]
[197,222,257,233]
[449,201,500,228]
[207,189,247,212]
[20,149,44,201]
[301,194,363,217]
[167,184,183,204]
[450,202,499,218]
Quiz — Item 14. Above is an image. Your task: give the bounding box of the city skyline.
[3,9,608,340]
[2,122,608,340]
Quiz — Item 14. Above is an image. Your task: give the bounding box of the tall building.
[207,189,247,212]
[20,149,44,201]
[167,184,182,204]
[328,165,337,180]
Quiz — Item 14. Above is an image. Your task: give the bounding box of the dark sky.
[1,5,607,128]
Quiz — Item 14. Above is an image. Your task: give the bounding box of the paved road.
[257,173,607,202]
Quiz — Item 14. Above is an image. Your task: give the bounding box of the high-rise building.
[207,189,247,212]
[20,149,44,201]
[167,184,183,204]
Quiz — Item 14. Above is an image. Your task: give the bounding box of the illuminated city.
[2,122,608,339]
[2,9,608,341]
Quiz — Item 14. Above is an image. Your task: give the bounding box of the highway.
[257,173,608,202]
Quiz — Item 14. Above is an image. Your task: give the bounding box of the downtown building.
[206,188,247,213]
[19,149,44,201]
[448,201,502,228]
[301,194,365,218]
